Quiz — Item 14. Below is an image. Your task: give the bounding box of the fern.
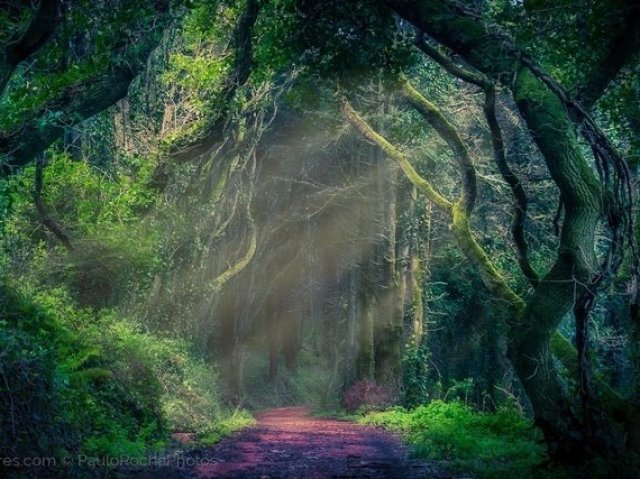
[58,347,102,373]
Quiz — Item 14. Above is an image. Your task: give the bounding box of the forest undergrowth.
[0,278,253,476]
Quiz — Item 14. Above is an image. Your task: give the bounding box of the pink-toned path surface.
[139,406,454,478]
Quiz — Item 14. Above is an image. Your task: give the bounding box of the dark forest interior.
[1,1,639,477]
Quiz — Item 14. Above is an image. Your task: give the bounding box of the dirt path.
[133,406,459,478]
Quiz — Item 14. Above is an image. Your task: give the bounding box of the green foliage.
[0,0,180,132]
[259,0,415,83]
[0,280,239,468]
[0,317,67,460]
[157,0,239,131]
[242,350,336,409]
[359,401,549,478]
[160,1,232,113]
[197,409,256,445]
[0,5,32,46]
[0,282,160,461]
[99,319,223,433]
[252,0,299,81]
[402,343,430,408]
[1,151,160,307]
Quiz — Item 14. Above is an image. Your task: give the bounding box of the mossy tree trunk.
[344,0,640,463]
[344,52,635,462]
[408,188,426,350]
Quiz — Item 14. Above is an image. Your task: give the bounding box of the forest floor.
[120,406,464,478]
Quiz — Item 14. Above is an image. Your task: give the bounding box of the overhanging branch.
[400,79,476,215]
[414,35,539,287]
[1,0,61,95]
[0,1,174,176]
[483,87,539,288]
[341,99,452,213]
[342,96,523,310]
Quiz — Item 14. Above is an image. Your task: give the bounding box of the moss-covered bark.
[0,1,175,175]
[383,0,635,463]
[509,67,604,458]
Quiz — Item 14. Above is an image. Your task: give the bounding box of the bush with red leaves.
[343,380,393,412]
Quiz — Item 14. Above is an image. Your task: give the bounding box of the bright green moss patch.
[359,401,553,478]
[197,410,256,446]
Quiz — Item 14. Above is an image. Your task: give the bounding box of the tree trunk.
[373,164,403,390]
[409,188,426,349]
[356,260,375,380]
[283,308,299,374]
[383,0,633,461]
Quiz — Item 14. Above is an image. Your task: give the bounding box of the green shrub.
[0,282,165,462]
[0,281,239,468]
[1,152,160,308]
[242,349,335,409]
[360,400,549,478]
[88,314,222,434]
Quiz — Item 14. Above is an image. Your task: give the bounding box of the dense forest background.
[1,0,639,477]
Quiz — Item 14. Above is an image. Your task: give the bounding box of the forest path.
[136,406,459,478]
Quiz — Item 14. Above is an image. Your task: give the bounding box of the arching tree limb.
[0,0,61,95]
[342,97,524,311]
[0,1,174,176]
[483,87,539,288]
[341,100,452,213]
[414,35,486,88]
[152,0,262,187]
[384,0,635,460]
[209,213,257,292]
[414,35,539,287]
[399,79,476,215]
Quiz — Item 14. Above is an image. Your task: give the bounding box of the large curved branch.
[342,97,523,310]
[165,0,261,164]
[1,0,61,95]
[414,36,539,287]
[1,66,139,175]
[483,87,539,288]
[400,79,476,215]
[0,1,173,176]
[414,35,487,88]
[413,22,635,445]
[33,153,74,252]
[384,0,602,333]
[209,215,257,292]
[341,99,452,213]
